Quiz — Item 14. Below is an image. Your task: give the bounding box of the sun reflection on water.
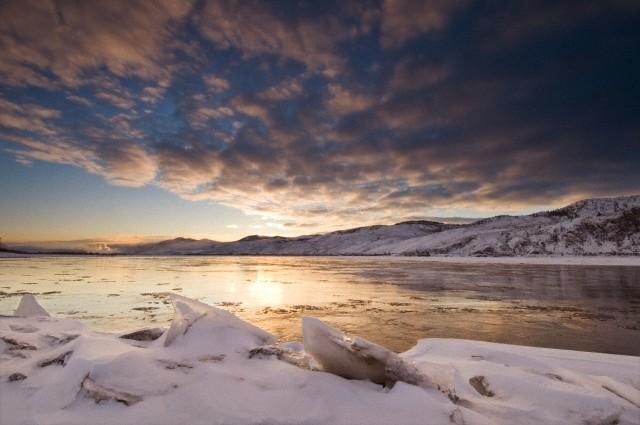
[247,270,284,305]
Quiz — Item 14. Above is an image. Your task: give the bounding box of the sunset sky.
[1,1,638,243]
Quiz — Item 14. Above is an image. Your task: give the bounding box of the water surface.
[1,256,638,355]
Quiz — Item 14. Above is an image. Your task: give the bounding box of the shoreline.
[2,251,640,266]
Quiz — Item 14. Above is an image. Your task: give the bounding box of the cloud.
[95,143,157,187]
[66,95,93,107]
[189,106,234,129]
[194,0,353,75]
[0,100,61,135]
[3,134,100,172]
[380,0,467,48]
[95,92,136,110]
[203,75,231,92]
[258,79,303,101]
[141,81,171,104]
[326,84,377,115]
[0,0,638,234]
[155,142,223,193]
[0,0,192,88]
[387,60,450,93]
[4,133,156,188]
[477,1,640,49]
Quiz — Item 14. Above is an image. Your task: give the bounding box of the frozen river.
[1,256,638,354]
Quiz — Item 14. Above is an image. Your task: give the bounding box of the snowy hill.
[378,195,640,256]
[112,237,220,255]
[116,196,640,257]
[115,221,457,256]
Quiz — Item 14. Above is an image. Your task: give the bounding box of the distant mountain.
[113,221,457,256]
[111,195,640,257]
[111,237,219,255]
[3,196,637,257]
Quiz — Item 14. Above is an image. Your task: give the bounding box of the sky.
[0,0,639,244]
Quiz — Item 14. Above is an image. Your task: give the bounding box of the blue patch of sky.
[0,151,256,242]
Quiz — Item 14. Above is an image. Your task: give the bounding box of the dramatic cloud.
[0,0,192,88]
[94,143,158,187]
[194,0,355,76]
[1,0,638,232]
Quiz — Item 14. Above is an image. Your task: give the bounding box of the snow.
[1,295,639,425]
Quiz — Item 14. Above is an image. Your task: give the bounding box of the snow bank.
[1,295,638,425]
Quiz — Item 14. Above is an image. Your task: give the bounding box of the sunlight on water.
[248,273,284,305]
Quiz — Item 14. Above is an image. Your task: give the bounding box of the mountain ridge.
[115,195,640,256]
[3,195,639,257]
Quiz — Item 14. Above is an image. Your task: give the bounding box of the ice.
[302,317,435,390]
[119,328,165,342]
[14,294,50,317]
[1,295,638,425]
[303,316,390,383]
[161,293,276,353]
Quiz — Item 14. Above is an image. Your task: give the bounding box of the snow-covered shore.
[1,295,638,425]
[395,255,640,266]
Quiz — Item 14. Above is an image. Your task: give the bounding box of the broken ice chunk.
[38,350,72,367]
[8,372,27,382]
[163,294,275,349]
[469,376,494,397]
[120,328,165,342]
[249,344,316,370]
[302,317,433,389]
[14,294,50,317]
[81,376,142,406]
[1,336,37,351]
